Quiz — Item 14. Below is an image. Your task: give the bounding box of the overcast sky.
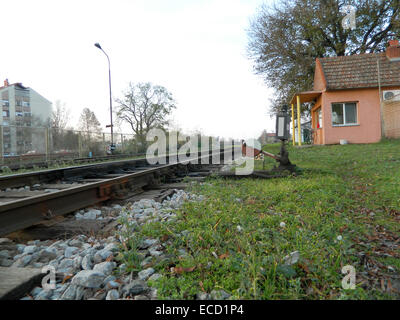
[0,0,275,140]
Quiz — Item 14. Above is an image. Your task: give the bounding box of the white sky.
[0,0,276,140]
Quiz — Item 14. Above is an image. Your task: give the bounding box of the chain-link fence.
[0,125,140,166]
[0,126,230,168]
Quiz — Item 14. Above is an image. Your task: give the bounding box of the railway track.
[0,152,146,172]
[0,148,235,237]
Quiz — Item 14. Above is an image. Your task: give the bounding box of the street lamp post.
[94,42,115,154]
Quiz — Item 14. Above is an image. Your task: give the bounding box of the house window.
[332,103,358,126]
[3,110,9,117]
[16,111,23,117]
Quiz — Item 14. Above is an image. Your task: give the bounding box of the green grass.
[118,139,400,300]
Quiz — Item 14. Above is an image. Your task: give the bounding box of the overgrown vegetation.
[118,139,400,300]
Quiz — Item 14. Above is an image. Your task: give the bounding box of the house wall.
[321,88,382,144]
[311,95,324,144]
[29,88,52,125]
[313,59,326,92]
[0,85,52,155]
[382,86,400,139]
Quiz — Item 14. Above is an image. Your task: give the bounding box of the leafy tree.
[247,0,400,115]
[115,82,176,151]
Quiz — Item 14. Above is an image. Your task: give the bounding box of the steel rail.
[0,164,175,236]
[0,149,237,236]
[0,148,233,189]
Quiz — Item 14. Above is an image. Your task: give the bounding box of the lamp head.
[94,43,102,49]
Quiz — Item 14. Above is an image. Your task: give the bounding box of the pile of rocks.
[0,189,214,300]
[118,190,204,228]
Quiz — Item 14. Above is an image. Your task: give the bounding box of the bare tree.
[115,82,176,151]
[51,100,70,129]
[78,108,101,134]
[77,108,102,155]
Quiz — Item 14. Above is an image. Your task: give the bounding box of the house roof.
[290,90,322,105]
[0,82,28,91]
[319,52,400,90]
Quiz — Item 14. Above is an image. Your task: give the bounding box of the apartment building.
[0,79,52,155]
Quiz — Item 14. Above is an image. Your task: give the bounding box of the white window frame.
[331,102,359,127]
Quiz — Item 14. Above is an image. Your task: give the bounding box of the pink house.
[291,40,400,145]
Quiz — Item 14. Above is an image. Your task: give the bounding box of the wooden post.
[297,96,302,146]
[291,103,295,146]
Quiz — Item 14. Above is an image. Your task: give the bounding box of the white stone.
[71,270,106,288]
[83,211,97,220]
[103,243,119,252]
[284,251,300,265]
[148,273,162,282]
[149,249,163,257]
[23,245,37,254]
[106,289,120,300]
[93,261,116,276]
[81,254,93,270]
[58,258,75,270]
[94,249,112,263]
[64,246,79,258]
[138,267,155,280]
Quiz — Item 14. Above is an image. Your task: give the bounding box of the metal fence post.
[0,125,3,165]
[78,132,82,158]
[103,133,106,156]
[45,128,49,162]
